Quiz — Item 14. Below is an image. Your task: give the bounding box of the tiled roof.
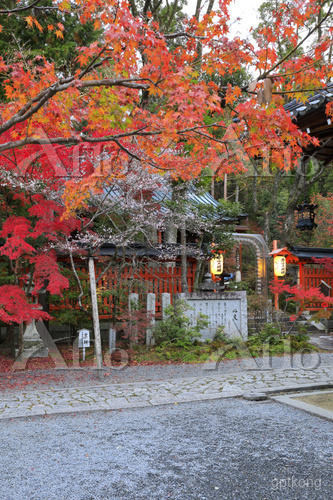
[284,85,333,119]
[283,85,333,164]
[290,246,333,259]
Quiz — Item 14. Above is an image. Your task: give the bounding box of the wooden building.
[270,246,333,311]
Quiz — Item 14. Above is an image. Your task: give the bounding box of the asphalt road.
[1,398,332,500]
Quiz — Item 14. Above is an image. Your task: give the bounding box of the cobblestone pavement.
[0,357,332,420]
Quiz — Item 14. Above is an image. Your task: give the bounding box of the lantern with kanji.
[210,254,224,275]
[274,256,286,277]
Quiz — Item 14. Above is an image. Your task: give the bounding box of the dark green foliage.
[213,326,232,345]
[247,322,281,346]
[154,300,209,346]
[246,322,315,356]
[49,266,91,327]
[0,0,100,99]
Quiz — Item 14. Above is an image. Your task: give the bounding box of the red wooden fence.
[302,264,333,310]
[50,261,197,320]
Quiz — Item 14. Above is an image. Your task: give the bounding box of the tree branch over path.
[0,120,227,153]
[0,0,61,13]
[0,78,150,138]
[0,0,332,180]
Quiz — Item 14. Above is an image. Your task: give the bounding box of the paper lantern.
[274,256,286,277]
[210,254,223,275]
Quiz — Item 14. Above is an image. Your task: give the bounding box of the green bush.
[154,300,209,346]
[213,326,232,344]
[291,325,310,343]
[247,323,282,347]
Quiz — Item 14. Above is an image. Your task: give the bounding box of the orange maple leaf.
[25,16,34,28]
[34,19,43,32]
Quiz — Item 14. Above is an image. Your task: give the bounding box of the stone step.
[319,336,333,350]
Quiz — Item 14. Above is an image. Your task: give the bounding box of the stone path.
[1,362,333,420]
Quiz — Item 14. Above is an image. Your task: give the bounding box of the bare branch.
[0,0,60,13]
[113,139,142,161]
[165,0,178,31]
[164,31,203,39]
[96,258,115,284]
[151,0,163,16]
[0,78,150,138]
[67,240,91,318]
[0,120,225,153]
[0,1,40,13]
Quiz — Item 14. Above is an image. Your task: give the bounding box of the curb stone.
[271,389,333,422]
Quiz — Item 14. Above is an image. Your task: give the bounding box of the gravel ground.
[1,398,332,500]
[1,352,333,395]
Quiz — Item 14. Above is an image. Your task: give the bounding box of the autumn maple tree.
[1,0,333,327]
[270,279,333,323]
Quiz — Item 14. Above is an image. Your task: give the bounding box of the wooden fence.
[50,261,197,320]
[302,264,333,310]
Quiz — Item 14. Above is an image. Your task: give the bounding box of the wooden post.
[146,293,155,345]
[235,245,241,282]
[161,293,171,319]
[88,257,103,374]
[273,240,279,311]
[181,216,188,293]
[129,293,139,347]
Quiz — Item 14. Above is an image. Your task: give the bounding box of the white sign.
[78,329,90,348]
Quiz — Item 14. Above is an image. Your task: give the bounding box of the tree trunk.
[252,168,258,217]
[5,324,15,354]
[38,280,50,330]
[281,170,305,245]
[194,234,204,290]
[18,322,24,357]
[263,170,283,245]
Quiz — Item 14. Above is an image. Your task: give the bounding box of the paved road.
[0,353,332,419]
[1,398,332,500]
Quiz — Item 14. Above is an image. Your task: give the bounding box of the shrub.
[116,307,154,347]
[154,300,209,346]
[291,325,310,343]
[213,326,232,344]
[247,323,282,347]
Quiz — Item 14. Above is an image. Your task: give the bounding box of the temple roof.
[269,246,333,262]
[289,246,333,259]
[284,85,333,164]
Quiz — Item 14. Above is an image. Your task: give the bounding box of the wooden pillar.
[224,173,227,200]
[146,293,155,346]
[273,240,279,311]
[88,257,103,374]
